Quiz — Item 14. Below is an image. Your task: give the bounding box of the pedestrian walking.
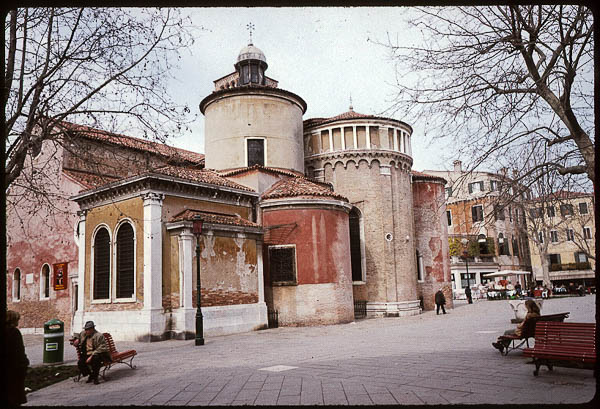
[434,290,446,315]
[2,310,30,406]
[465,286,473,304]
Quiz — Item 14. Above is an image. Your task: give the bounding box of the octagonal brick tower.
[200,43,307,173]
[303,106,420,317]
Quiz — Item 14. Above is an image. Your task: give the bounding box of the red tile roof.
[303,109,412,132]
[169,209,260,228]
[412,170,447,184]
[530,190,592,202]
[57,120,205,166]
[218,164,304,178]
[150,165,256,192]
[261,177,348,201]
[63,169,120,189]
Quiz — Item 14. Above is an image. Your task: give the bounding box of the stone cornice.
[260,197,353,212]
[165,220,263,237]
[305,149,413,171]
[200,85,307,114]
[71,174,258,210]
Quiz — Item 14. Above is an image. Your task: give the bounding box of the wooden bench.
[522,321,596,376]
[72,332,137,381]
[498,312,569,356]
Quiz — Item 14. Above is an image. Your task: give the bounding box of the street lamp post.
[461,238,471,289]
[192,218,205,346]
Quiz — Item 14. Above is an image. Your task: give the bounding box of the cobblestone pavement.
[24,295,597,406]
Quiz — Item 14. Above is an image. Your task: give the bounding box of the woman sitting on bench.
[492,299,540,353]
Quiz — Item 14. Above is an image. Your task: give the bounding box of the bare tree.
[4,7,198,190]
[380,5,594,181]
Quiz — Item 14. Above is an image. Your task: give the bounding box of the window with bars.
[41,264,50,299]
[93,228,111,300]
[269,245,297,284]
[349,209,363,282]
[116,223,135,299]
[13,268,21,300]
[247,139,265,167]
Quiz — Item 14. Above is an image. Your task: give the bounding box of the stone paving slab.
[23,295,596,406]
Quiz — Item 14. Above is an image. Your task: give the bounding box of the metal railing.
[354,300,367,319]
[267,308,279,328]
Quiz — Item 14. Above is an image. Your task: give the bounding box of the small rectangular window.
[445,187,452,199]
[494,205,505,221]
[548,253,561,266]
[247,139,265,167]
[471,205,484,222]
[547,206,555,218]
[575,252,588,263]
[490,180,498,191]
[446,210,452,226]
[550,230,558,243]
[560,204,574,216]
[529,208,543,219]
[460,273,476,289]
[566,229,574,241]
[269,245,297,284]
[538,231,544,244]
[468,181,484,194]
[579,202,588,215]
[583,227,592,240]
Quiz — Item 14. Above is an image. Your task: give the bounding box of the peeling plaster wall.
[412,179,453,311]
[262,205,354,325]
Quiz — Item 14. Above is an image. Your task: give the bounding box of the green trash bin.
[43,319,64,364]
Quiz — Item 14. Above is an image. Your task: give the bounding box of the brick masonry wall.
[317,156,417,305]
[412,178,453,311]
[192,289,258,307]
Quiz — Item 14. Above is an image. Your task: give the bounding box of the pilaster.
[142,192,164,312]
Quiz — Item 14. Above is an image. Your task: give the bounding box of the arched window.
[93,227,111,300]
[349,208,363,282]
[41,264,50,299]
[13,268,21,300]
[116,222,135,299]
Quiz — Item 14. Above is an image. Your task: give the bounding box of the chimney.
[453,160,462,172]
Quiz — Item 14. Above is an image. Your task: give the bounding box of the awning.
[483,270,532,277]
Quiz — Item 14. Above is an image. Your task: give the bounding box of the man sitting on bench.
[492,299,540,354]
[71,321,111,384]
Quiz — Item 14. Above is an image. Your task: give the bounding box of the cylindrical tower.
[303,107,420,317]
[411,171,453,311]
[200,43,307,173]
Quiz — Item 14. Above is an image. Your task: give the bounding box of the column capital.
[142,192,165,205]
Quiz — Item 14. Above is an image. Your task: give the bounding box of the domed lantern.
[235,43,268,86]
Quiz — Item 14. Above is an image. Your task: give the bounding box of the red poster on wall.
[53,262,68,290]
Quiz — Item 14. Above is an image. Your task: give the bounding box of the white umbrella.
[483,270,531,277]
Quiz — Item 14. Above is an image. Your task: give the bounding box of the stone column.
[73,210,87,331]
[178,229,194,309]
[352,125,358,149]
[142,192,164,312]
[399,130,405,153]
[365,125,371,149]
[328,129,333,152]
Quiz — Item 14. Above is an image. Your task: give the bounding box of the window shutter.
[116,223,135,299]
[93,228,110,300]
[468,183,473,193]
[349,210,362,281]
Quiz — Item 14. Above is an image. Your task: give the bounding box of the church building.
[6,42,452,341]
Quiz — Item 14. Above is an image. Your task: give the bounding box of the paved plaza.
[24,295,597,406]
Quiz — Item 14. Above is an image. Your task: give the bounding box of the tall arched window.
[93,227,111,300]
[41,264,50,299]
[349,208,363,282]
[116,222,135,299]
[13,268,21,300]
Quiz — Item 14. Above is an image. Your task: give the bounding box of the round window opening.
[385,233,393,242]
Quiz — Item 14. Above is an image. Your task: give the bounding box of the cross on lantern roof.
[246,22,255,45]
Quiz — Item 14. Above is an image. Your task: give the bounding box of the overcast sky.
[166,7,456,171]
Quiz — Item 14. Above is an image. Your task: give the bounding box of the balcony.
[549,262,592,272]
